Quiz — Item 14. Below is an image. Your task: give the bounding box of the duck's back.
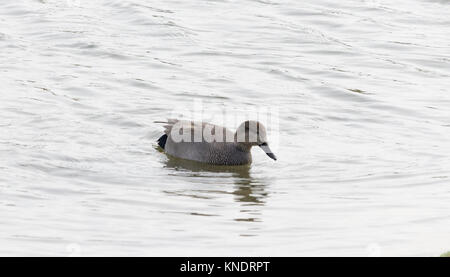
[160,120,251,165]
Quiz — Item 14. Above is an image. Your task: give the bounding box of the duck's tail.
[157,134,168,149]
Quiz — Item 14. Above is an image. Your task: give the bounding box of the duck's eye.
[259,142,268,147]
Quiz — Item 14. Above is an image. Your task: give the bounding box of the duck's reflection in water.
[162,155,268,224]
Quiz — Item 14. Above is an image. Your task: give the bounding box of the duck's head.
[235,120,277,161]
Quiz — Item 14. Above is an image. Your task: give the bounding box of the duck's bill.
[259,143,277,161]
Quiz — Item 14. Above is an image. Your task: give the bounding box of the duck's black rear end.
[157,134,168,149]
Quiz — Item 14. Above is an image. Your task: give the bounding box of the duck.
[156,119,277,165]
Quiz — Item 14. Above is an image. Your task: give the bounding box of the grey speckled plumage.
[156,119,277,165]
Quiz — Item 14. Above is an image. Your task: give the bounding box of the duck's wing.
[155,119,235,144]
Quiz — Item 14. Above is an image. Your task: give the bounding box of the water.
[1,0,449,256]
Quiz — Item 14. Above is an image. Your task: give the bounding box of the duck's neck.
[234,132,252,152]
[235,142,252,152]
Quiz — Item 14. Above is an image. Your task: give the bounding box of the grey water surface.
[1,0,449,256]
